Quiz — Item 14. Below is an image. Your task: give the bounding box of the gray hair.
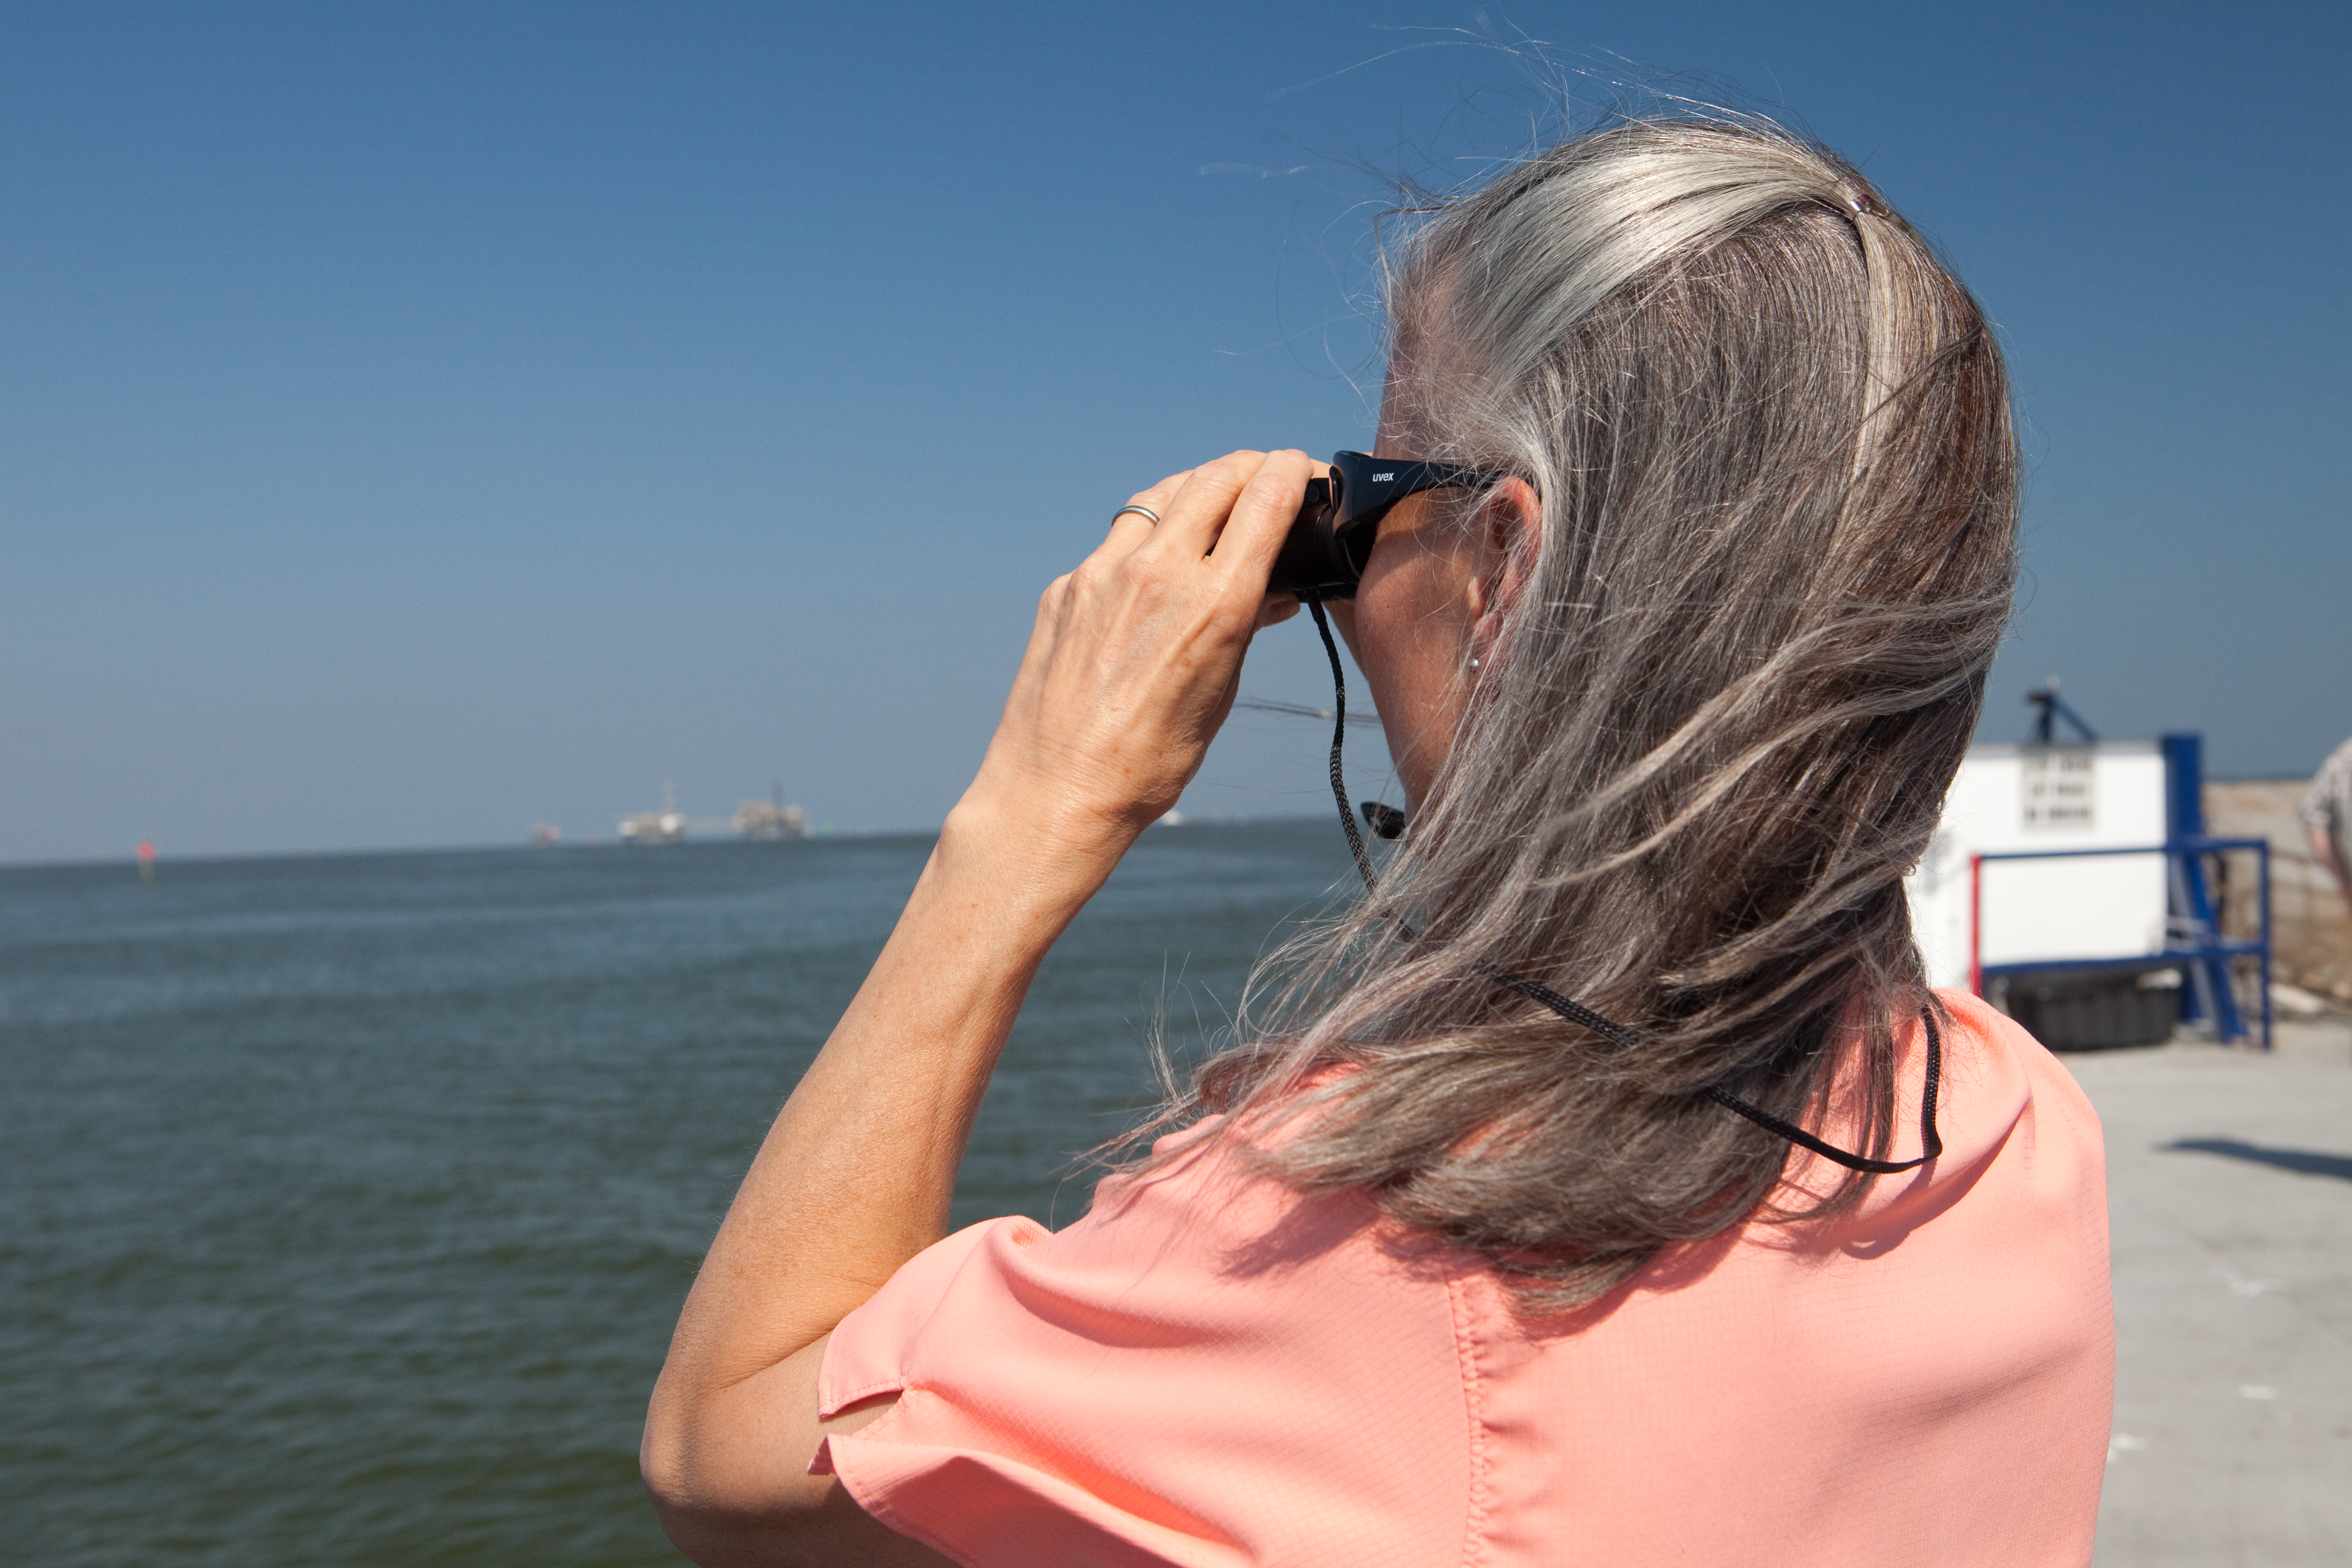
[1152,118,2018,1311]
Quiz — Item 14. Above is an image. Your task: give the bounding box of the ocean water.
[0,822,1357,1567]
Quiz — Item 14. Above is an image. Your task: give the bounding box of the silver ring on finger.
[1112,504,1161,526]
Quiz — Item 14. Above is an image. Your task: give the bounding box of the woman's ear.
[1464,477,1542,651]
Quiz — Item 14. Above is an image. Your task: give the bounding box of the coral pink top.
[815,990,2112,1566]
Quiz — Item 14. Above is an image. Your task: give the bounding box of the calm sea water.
[0,822,1357,1567]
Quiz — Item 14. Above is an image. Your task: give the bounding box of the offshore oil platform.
[609,779,807,845]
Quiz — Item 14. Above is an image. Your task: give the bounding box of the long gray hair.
[1152,117,2017,1311]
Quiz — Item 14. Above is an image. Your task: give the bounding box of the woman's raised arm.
[639,450,1312,1566]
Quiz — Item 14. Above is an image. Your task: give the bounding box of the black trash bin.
[1994,965,2182,1050]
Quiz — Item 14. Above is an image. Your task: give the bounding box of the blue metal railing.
[1970,835,2272,1049]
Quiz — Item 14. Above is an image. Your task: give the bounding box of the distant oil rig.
[615,779,807,845]
[530,779,808,847]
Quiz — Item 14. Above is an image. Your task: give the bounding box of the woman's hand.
[952,449,1314,892]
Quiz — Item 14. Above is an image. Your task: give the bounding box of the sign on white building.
[1906,742,2171,991]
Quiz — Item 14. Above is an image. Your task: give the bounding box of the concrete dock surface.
[2066,1016,2352,1565]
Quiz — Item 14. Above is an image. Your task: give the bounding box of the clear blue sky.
[3,2,2345,862]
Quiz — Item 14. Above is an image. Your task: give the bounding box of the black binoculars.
[1265,451,1504,599]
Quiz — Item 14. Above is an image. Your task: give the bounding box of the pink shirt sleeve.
[813,1132,1478,1568]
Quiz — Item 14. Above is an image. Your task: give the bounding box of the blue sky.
[3,2,2345,862]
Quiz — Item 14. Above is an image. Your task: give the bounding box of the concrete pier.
[2068,1018,2352,1565]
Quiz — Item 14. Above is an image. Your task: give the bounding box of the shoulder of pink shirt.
[811,987,2110,1568]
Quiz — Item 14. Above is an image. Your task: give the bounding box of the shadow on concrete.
[2163,1137,2352,1182]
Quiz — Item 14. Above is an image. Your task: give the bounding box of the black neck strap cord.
[1302,598,1942,1176]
